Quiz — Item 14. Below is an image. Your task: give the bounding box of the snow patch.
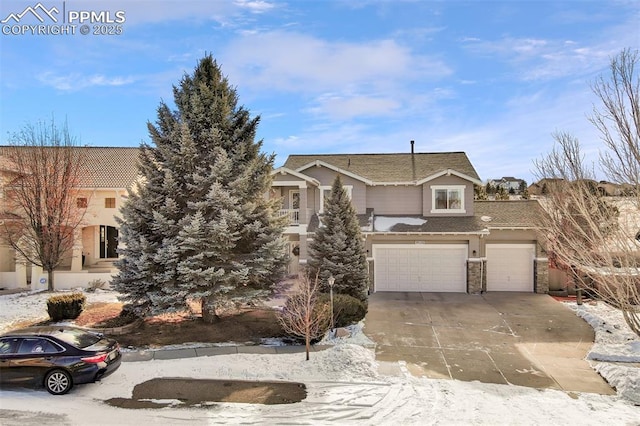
[374,216,426,231]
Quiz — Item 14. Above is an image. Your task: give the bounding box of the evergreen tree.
[308,176,369,302]
[112,56,287,322]
[495,185,510,200]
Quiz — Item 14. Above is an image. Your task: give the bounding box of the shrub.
[47,293,86,321]
[318,293,367,328]
[86,278,107,292]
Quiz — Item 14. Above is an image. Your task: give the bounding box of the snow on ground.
[1,289,640,425]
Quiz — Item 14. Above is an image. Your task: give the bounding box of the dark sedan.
[0,326,121,395]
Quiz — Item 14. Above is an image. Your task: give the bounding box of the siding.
[367,185,422,215]
[302,167,367,214]
[422,175,474,217]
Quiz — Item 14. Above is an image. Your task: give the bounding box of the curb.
[122,344,333,362]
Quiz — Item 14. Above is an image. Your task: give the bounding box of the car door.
[0,337,22,384]
[10,338,60,385]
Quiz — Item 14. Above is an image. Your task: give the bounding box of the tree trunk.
[201,296,220,324]
[47,269,54,291]
[305,333,310,361]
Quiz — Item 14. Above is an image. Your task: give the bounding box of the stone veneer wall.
[467,259,485,294]
[535,258,549,294]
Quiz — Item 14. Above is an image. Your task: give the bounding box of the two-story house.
[0,147,140,290]
[272,147,548,294]
[2,145,548,294]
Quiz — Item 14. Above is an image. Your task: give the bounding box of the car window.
[17,338,60,354]
[53,328,101,349]
[0,338,19,355]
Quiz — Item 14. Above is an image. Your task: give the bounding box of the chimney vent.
[410,140,415,154]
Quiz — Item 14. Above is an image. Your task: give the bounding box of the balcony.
[279,209,300,225]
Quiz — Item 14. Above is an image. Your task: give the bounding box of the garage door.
[486,244,535,291]
[373,244,467,292]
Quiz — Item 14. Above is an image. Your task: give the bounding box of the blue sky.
[1,1,638,183]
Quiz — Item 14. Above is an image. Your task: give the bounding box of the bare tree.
[535,49,640,336]
[1,119,88,291]
[278,273,331,360]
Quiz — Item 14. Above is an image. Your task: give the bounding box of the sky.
[1,289,639,423]
[0,1,638,184]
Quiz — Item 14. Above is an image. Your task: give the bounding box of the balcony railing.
[279,209,300,224]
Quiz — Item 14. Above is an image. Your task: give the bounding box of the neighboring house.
[272,148,548,294]
[0,147,140,290]
[488,176,526,193]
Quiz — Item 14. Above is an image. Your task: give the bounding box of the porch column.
[298,183,308,224]
[70,240,83,272]
[535,258,549,294]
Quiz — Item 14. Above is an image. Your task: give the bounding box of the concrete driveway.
[363,292,614,394]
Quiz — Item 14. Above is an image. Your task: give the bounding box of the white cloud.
[307,94,401,119]
[234,0,276,13]
[38,72,135,91]
[222,31,451,93]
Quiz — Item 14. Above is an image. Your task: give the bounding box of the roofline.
[295,160,374,185]
[416,169,482,186]
[362,230,490,236]
[293,161,482,186]
[271,167,321,186]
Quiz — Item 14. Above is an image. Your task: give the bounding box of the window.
[431,185,465,213]
[77,197,88,208]
[289,190,300,210]
[105,198,116,208]
[319,185,353,213]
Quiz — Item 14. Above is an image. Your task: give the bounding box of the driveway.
[363,292,614,394]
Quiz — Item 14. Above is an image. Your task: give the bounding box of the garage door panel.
[486,244,534,292]
[374,244,467,292]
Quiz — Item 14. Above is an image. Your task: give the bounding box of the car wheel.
[44,369,73,395]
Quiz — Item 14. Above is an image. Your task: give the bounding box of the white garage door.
[486,244,535,292]
[373,244,468,292]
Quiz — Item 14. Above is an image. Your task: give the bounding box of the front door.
[99,225,119,259]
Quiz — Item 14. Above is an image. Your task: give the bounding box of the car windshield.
[53,328,101,348]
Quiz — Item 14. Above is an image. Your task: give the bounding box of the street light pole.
[328,275,335,333]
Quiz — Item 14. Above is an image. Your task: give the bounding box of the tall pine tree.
[308,176,369,302]
[113,56,287,322]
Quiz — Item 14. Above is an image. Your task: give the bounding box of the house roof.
[355,200,544,234]
[283,152,481,184]
[81,147,140,188]
[474,200,543,229]
[0,146,140,189]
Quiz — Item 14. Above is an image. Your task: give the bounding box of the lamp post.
[328,275,335,332]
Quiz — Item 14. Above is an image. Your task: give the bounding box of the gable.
[284,152,480,184]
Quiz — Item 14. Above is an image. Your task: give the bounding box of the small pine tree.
[485,182,495,195]
[521,187,530,200]
[495,185,510,200]
[112,56,287,321]
[474,184,488,200]
[308,176,369,302]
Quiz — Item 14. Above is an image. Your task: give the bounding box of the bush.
[86,279,107,292]
[47,293,86,321]
[318,293,367,328]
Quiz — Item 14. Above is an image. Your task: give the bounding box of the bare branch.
[1,119,89,290]
[278,272,330,360]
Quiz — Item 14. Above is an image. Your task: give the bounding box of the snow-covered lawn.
[0,289,639,425]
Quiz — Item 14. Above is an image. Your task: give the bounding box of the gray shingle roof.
[283,152,480,183]
[473,200,543,228]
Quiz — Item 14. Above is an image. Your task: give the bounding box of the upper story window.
[319,185,353,214]
[104,198,116,209]
[431,185,465,213]
[77,198,88,208]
